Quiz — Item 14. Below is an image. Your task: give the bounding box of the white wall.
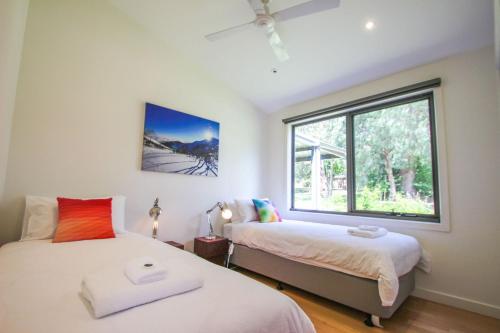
[495,0,500,70]
[496,0,500,121]
[265,46,500,318]
[0,0,265,247]
[0,0,29,200]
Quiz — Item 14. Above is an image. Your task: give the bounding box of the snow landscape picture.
[141,103,220,177]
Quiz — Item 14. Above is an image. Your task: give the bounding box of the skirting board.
[412,288,500,319]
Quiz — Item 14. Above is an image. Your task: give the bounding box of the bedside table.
[164,240,184,250]
[194,236,229,266]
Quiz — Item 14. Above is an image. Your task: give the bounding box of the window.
[294,116,347,212]
[289,81,441,222]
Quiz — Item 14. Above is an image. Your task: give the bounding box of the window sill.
[290,208,439,223]
[285,209,450,232]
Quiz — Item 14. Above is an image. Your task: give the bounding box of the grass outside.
[295,191,347,212]
[295,188,434,215]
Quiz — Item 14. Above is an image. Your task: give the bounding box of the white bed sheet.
[230,220,430,307]
[0,233,314,333]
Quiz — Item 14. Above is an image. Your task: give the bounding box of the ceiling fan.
[205,0,341,62]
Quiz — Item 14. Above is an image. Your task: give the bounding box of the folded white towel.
[347,227,388,238]
[358,225,379,232]
[81,261,203,318]
[125,256,167,284]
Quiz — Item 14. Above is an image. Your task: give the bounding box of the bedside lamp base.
[205,202,232,242]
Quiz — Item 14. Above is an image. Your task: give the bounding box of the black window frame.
[288,81,441,223]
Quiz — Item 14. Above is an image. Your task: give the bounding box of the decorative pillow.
[52,198,115,243]
[20,195,126,241]
[252,199,282,223]
[235,199,259,222]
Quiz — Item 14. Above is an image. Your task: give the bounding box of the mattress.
[0,233,314,333]
[229,220,430,307]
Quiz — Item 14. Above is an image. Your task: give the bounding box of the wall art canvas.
[141,103,220,177]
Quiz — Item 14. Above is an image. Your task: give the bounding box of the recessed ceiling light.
[365,20,375,31]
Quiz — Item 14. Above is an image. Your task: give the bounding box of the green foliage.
[294,99,436,215]
[354,100,434,201]
[295,161,311,189]
[320,193,348,212]
[331,159,345,175]
[358,186,382,210]
[322,158,346,197]
[355,188,433,214]
[296,116,346,148]
[366,167,389,196]
[295,191,348,212]
[296,187,433,215]
[414,157,433,197]
[374,194,434,214]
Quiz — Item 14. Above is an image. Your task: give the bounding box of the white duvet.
[0,233,314,333]
[230,220,431,307]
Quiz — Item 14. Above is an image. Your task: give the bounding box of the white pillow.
[110,196,126,233]
[227,202,242,224]
[235,199,259,223]
[21,196,58,241]
[20,195,126,241]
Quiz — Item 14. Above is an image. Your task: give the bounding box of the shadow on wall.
[0,196,26,243]
[127,210,207,252]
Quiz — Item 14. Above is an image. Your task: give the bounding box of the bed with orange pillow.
[53,198,116,243]
[0,196,315,333]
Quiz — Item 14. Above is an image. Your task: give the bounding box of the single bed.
[223,220,430,327]
[0,233,315,333]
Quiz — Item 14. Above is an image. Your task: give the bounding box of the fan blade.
[273,0,340,22]
[205,21,254,41]
[265,27,290,62]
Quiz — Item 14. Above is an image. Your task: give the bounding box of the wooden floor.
[237,268,500,333]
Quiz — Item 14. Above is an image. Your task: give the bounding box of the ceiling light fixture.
[365,20,375,31]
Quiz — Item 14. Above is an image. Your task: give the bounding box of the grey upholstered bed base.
[230,243,414,320]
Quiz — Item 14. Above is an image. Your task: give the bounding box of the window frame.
[289,91,441,223]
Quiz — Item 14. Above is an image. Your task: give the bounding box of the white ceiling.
[109,0,494,112]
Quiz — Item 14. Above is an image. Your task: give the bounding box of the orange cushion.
[53,198,115,243]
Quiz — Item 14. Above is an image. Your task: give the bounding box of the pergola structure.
[295,133,346,209]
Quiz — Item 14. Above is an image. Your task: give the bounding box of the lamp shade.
[205,201,232,240]
[221,208,232,220]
